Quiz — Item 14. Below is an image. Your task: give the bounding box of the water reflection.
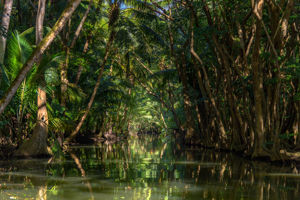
[0,135,300,199]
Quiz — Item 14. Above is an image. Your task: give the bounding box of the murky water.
[0,135,300,200]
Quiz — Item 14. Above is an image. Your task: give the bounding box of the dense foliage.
[0,0,299,161]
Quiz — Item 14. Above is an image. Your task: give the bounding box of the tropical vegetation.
[0,0,299,162]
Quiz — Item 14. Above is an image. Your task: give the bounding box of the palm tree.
[65,1,120,143]
[0,0,82,115]
[14,0,50,157]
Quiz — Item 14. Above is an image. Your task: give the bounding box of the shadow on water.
[0,135,300,200]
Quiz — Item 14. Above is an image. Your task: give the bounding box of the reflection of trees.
[69,152,94,200]
[0,159,50,200]
[49,137,300,199]
[1,136,300,199]
[71,136,300,200]
[36,185,47,200]
[182,150,300,200]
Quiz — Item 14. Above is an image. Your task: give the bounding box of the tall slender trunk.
[167,21,186,134]
[167,83,184,132]
[75,36,90,85]
[64,31,116,143]
[0,0,82,115]
[252,0,266,157]
[36,0,48,152]
[270,0,294,156]
[0,0,13,63]
[178,53,195,142]
[60,54,68,106]
[0,0,13,83]
[189,16,227,143]
[14,0,49,157]
[61,0,93,105]
[120,55,133,132]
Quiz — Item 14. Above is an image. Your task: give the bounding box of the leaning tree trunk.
[64,31,116,144]
[64,2,119,143]
[189,13,227,143]
[61,0,93,106]
[0,0,13,83]
[0,0,82,115]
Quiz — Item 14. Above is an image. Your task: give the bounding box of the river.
[0,135,300,199]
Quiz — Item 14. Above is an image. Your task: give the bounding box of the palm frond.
[28,52,64,86]
[66,82,87,103]
[5,31,33,82]
[139,24,166,47]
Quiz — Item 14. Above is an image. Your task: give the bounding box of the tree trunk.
[60,54,68,106]
[0,0,13,63]
[0,0,82,115]
[189,15,227,146]
[178,53,195,143]
[0,0,13,83]
[70,0,93,50]
[251,0,267,157]
[14,0,49,157]
[61,0,93,105]
[119,53,134,133]
[64,31,116,143]
[75,36,90,85]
